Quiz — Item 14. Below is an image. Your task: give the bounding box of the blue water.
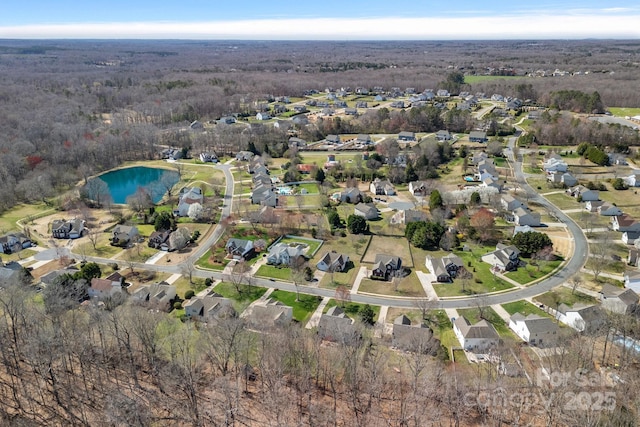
[464,176,474,182]
[98,166,179,204]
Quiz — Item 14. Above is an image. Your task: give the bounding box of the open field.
[358,272,425,297]
[506,258,563,285]
[361,235,414,268]
[608,107,640,117]
[255,264,291,280]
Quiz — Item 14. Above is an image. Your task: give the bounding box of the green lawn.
[533,287,598,309]
[323,299,380,322]
[213,282,267,313]
[2,248,37,262]
[464,75,523,84]
[543,193,580,210]
[297,183,320,194]
[608,107,640,117]
[195,248,227,271]
[358,273,425,297]
[269,290,322,323]
[505,259,563,285]
[172,277,209,299]
[458,307,511,336]
[432,276,513,297]
[0,203,52,233]
[255,264,292,280]
[501,300,552,318]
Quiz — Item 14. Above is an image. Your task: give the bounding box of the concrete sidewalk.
[491,304,512,323]
[350,266,368,294]
[415,271,440,300]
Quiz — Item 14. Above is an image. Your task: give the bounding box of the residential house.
[235,151,254,162]
[547,171,577,187]
[292,105,308,113]
[481,177,502,191]
[184,293,235,320]
[622,231,640,245]
[316,251,350,272]
[251,184,277,207]
[599,204,622,217]
[508,314,559,346]
[501,195,526,212]
[161,148,182,161]
[217,116,236,125]
[0,264,21,283]
[584,200,605,213]
[225,239,255,260]
[175,187,204,217]
[469,131,488,143]
[51,219,84,239]
[513,207,541,226]
[289,137,307,148]
[131,282,177,311]
[344,107,358,116]
[252,172,272,186]
[255,112,271,121]
[556,304,606,333]
[409,181,430,197]
[199,152,218,163]
[436,130,452,141]
[0,232,31,254]
[249,162,268,175]
[371,254,402,281]
[356,134,372,145]
[292,115,309,126]
[611,214,640,232]
[354,203,379,220]
[266,242,306,266]
[110,225,139,247]
[623,171,640,187]
[390,101,405,108]
[370,178,396,196]
[88,277,123,299]
[248,298,293,329]
[355,101,368,108]
[148,230,171,251]
[453,316,500,352]
[392,315,437,353]
[189,120,204,131]
[325,134,341,145]
[318,306,359,344]
[333,187,364,204]
[273,120,292,131]
[481,244,520,272]
[566,185,599,202]
[623,271,640,293]
[471,151,489,165]
[425,254,464,282]
[398,131,416,142]
[390,209,428,225]
[599,284,639,315]
[513,225,536,236]
[491,94,504,102]
[436,89,450,97]
[321,108,335,117]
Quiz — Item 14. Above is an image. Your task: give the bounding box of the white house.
[266,242,306,266]
[508,313,559,346]
[255,112,271,121]
[611,214,640,232]
[556,304,606,333]
[599,284,638,315]
[623,171,640,187]
[175,187,204,217]
[481,244,520,272]
[513,207,541,226]
[623,271,640,293]
[453,317,500,352]
[543,158,568,173]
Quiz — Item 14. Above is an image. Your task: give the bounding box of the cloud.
[1,14,639,39]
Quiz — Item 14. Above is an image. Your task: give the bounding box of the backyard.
[533,286,598,309]
[269,289,322,323]
[358,273,425,298]
[361,235,414,268]
[501,300,552,318]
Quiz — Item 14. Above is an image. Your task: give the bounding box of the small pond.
[98,166,179,204]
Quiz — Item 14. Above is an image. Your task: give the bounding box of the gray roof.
[601,284,639,306]
[510,313,558,334]
[454,316,500,340]
[394,314,412,325]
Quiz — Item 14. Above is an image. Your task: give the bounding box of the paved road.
[62,140,588,309]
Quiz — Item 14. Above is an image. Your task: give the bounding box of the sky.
[1,1,639,39]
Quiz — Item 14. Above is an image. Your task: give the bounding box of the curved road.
[65,148,588,309]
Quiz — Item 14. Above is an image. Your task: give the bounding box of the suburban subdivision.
[1,39,640,425]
